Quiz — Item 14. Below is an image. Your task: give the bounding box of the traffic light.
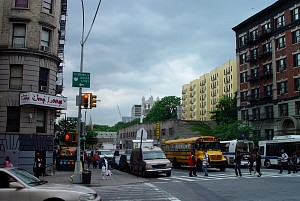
[83,93,89,109]
[90,94,97,109]
[64,133,71,141]
[64,132,78,142]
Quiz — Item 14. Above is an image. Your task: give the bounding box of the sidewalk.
[40,165,147,187]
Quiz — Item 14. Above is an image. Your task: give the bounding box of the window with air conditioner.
[40,28,51,52]
[39,67,49,92]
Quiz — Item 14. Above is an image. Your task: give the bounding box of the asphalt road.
[93,167,300,201]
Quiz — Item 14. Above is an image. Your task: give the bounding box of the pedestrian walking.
[34,153,43,178]
[4,156,12,167]
[87,154,92,169]
[202,149,209,176]
[101,155,108,180]
[93,154,99,169]
[188,150,197,177]
[292,152,298,173]
[234,151,242,177]
[255,151,262,177]
[248,151,255,175]
[279,149,291,174]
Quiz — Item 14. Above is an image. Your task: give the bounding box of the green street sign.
[72,72,90,88]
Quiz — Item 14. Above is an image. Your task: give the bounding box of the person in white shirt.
[202,149,209,176]
[279,149,291,174]
[101,156,108,180]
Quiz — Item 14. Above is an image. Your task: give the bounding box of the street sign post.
[72,72,90,88]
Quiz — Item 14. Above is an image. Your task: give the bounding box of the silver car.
[0,167,101,201]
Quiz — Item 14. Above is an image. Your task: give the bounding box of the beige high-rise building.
[182,59,237,121]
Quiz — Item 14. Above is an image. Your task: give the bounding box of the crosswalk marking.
[155,172,300,183]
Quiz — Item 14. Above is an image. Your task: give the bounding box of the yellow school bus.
[163,136,227,171]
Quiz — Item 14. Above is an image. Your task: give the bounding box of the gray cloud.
[63,0,276,126]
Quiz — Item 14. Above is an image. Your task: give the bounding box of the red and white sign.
[20,92,67,109]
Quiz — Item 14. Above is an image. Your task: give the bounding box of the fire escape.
[56,0,67,95]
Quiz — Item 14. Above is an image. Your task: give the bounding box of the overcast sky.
[62,0,277,126]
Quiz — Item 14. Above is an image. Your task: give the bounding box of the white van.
[130,146,172,177]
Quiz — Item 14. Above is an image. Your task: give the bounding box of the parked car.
[112,155,121,169]
[0,167,101,201]
[119,153,131,172]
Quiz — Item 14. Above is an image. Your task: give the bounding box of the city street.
[92,167,300,201]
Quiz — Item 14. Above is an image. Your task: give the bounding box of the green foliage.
[190,121,212,136]
[210,94,237,124]
[144,96,181,123]
[85,126,99,149]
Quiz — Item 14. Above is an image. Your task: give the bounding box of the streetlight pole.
[73,0,102,184]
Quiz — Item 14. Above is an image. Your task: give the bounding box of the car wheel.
[166,172,171,177]
[44,198,64,201]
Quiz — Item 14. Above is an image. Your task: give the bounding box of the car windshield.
[101,151,113,155]
[9,168,46,187]
[143,151,167,160]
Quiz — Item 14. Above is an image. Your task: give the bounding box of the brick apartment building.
[0,0,67,173]
[233,0,300,140]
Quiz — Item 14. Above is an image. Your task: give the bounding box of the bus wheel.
[265,160,271,169]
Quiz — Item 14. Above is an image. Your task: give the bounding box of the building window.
[240,53,246,64]
[292,7,299,22]
[14,0,29,8]
[276,15,285,28]
[241,91,248,102]
[265,130,274,140]
[265,106,274,119]
[6,107,20,132]
[40,28,51,51]
[250,29,258,42]
[241,110,248,121]
[251,48,259,60]
[279,103,288,117]
[295,101,300,115]
[264,85,272,97]
[262,22,271,34]
[251,67,259,79]
[276,36,286,50]
[12,24,26,48]
[39,67,49,92]
[294,53,300,67]
[294,77,300,91]
[263,63,272,74]
[240,72,247,83]
[278,81,288,95]
[239,35,247,47]
[42,0,53,14]
[36,109,46,133]
[252,108,260,120]
[263,42,272,54]
[293,30,300,44]
[10,65,23,90]
[277,58,287,71]
[251,88,260,100]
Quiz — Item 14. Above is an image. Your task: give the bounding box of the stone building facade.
[0,0,67,174]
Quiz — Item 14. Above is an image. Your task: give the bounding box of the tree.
[144,96,181,123]
[85,126,99,149]
[210,94,237,124]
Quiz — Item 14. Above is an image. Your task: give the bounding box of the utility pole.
[73,0,102,184]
